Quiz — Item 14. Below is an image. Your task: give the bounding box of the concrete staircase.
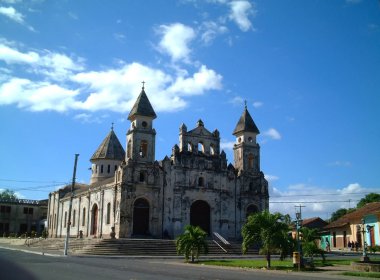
[23,237,257,256]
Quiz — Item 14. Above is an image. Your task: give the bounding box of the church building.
[47,86,269,240]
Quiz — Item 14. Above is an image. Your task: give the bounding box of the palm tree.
[242,210,290,269]
[176,225,208,263]
[300,227,325,263]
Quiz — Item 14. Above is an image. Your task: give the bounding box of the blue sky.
[0,0,379,219]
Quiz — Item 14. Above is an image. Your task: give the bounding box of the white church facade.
[47,86,269,240]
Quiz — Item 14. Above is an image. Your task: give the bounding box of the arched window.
[198,142,204,153]
[139,171,145,182]
[107,164,110,173]
[198,177,204,187]
[210,144,215,155]
[139,140,148,158]
[106,203,111,224]
[248,154,254,169]
[246,204,258,218]
[127,140,132,158]
[72,210,76,227]
[249,182,254,191]
[82,208,86,226]
[187,142,193,152]
[101,165,104,173]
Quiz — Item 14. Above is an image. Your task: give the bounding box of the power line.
[0,178,67,184]
[270,200,359,204]
[269,192,373,198]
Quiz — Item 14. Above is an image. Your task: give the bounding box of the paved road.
[0,248,350,280]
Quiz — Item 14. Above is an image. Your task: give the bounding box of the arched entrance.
[91,204,98,236]
[246,204,258,218]
[133,198,150,236]
[190,200,210,235]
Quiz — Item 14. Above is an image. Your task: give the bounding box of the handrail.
[213,232,230,246]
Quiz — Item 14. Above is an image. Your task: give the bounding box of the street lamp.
[357,218,370,262]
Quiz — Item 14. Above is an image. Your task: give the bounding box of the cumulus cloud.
[0,78,80,112]
[228,0,255,32]
[167,65,222,96]
[263,128,281,140]
[0,6,24,24]
[0,42,223,114]
[157,23,196,62]
[0,43,85,80]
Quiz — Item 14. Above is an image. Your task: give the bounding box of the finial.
[111,122,114,130]
[244,100,247,109]
[142,81,145,90]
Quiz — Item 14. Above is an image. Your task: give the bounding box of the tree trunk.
[191,250,195,263]
[266,253,271,268]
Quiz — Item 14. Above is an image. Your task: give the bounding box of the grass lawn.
[199,259,294,270]
[199,256,380,272]
[342,272,380,278]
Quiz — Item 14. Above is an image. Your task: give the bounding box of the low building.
[0,198,48,237]
[321,202,380,251]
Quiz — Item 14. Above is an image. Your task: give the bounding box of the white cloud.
[328,160,352,167]
[337,183,363,195]
[74,113,109,124]
[0,6,24,24]
[265,174,279,183]
[200,21,228,44]
[220,140,235,150]
[68,12,78,20]
[263,128,281,140]
[0,6,35,31]
[0,43,39,64]
[0,78,80,112]
[157,23,196,62]
[228,0,255,32]
[228,96,244,106]
[114,33,126,42]
[269,182,377,220]
[167,65,222,96]
[0,43,84,80]
[253,101,263,108]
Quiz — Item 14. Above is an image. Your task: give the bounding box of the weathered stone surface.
[47,88,269,240]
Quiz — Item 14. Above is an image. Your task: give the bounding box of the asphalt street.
[0,248,350,280]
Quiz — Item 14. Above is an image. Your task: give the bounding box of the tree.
[357,193,380,208]
[330,208,348,222]
[176,225,208,263]
[0,189,17,200]
[242,210,290,269]
[300,227,325,263]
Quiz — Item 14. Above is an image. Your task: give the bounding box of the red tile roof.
[325,202,380,230]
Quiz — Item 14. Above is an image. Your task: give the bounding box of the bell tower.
[126,83,157,163]
[233,102,261,173]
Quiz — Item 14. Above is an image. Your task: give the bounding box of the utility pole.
[64,154,79,256]
[295,205,306,271]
